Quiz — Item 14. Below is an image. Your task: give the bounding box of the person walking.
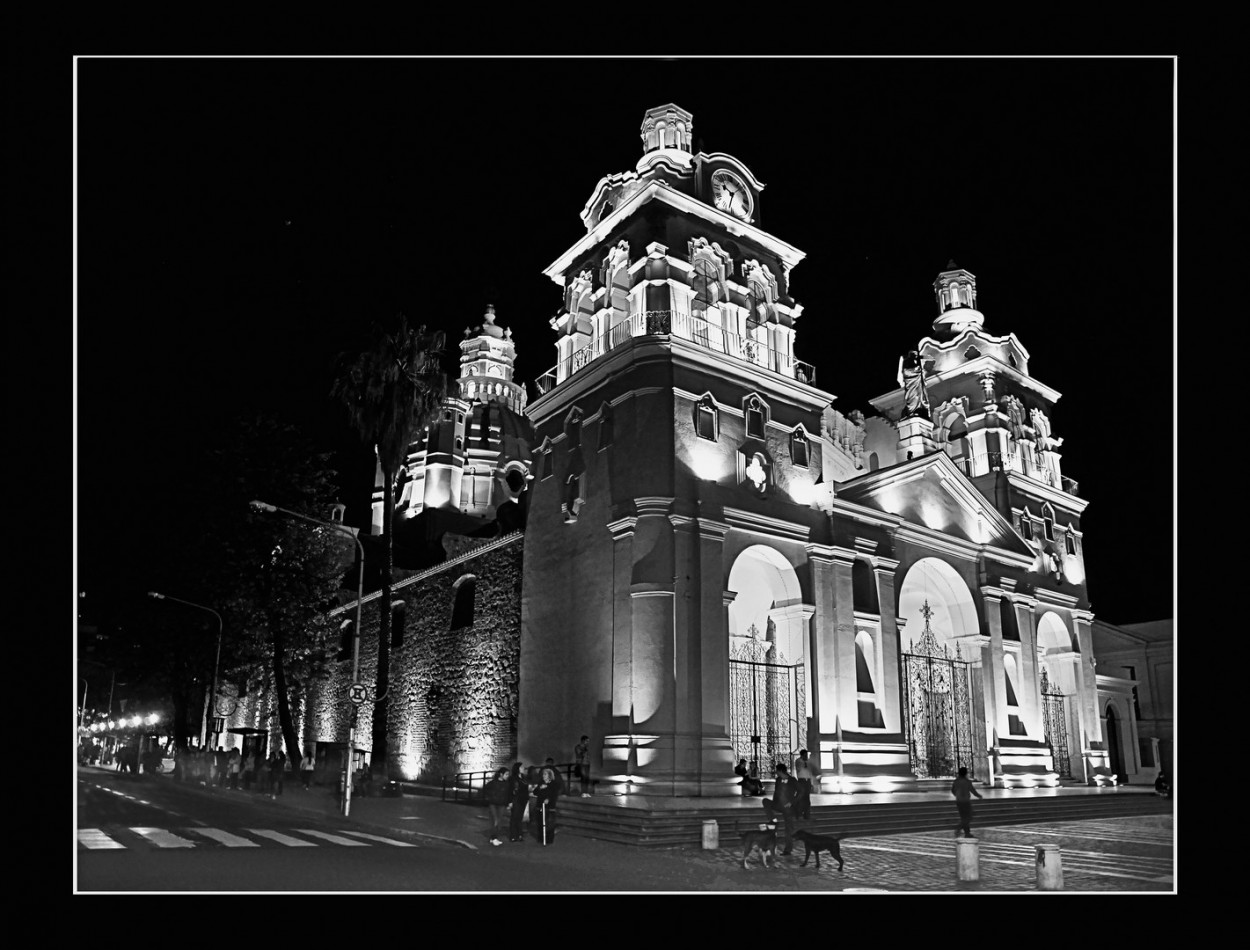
[793,748,817,819]
[762,763,799,855]
[951,766,983,838]
[300,749,316,790]
[484,767,510,847]
[574,734,592,797]
[507,762,530,843]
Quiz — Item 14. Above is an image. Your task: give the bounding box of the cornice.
[544,180,806,285]
[1004,472,1090,513]
[722,506,812,542]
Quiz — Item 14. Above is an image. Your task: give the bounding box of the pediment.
[837,452,1033,556]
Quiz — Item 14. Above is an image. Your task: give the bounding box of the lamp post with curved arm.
[147,592,223,749]
[250,500,363,817]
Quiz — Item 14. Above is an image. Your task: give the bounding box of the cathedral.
[229,104,1128,795]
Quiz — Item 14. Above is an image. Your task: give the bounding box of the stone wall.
[304,532,525,782]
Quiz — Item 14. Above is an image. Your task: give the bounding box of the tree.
[205,414,349,771]
[331,315,446,777]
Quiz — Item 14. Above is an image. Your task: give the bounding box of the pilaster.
[870,557,901,732]
[979,586,1010,766]
[1011,595,1043,738]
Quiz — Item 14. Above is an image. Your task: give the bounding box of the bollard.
[701,819,719,850]
[956,836,980,881]
[1035,844,1063,890]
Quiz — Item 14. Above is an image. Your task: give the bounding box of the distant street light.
[250,499,364,818]
[147,592,223,749]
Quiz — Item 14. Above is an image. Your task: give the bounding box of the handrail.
[535,310,816,395]
[441,763,583,803]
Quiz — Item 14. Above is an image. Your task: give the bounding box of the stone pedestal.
[897,415,936,460]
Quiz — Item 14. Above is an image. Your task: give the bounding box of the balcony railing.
[535,310,816,395]
[953,451,1078,497]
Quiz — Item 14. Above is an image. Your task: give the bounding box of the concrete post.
[956,837,980,881]
[701,819,719,850]
[1035,844,1063,889]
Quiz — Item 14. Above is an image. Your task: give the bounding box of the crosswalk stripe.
[133,827,197,849]
[293,829,370,846]
[246,829,318,847]
[338,830,417,847]
[78,829,125,849]
[194,828,260,847]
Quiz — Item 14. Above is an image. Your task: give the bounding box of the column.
[1012,596,1043,738]
[806,546,839,742]
[1070,609,1104,783]
[829,548,859,730]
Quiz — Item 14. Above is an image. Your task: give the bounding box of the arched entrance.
[896,558,981,779]
[727,545,806,780]
[1037,612,1077,779]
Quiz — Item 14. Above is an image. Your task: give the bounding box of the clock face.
[711,170,751,220]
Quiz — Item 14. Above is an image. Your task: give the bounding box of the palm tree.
[332,316,446,778]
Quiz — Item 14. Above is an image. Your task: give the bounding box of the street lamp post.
[250,500,364,818]
[147,592,223,750]
[79,679,88,731]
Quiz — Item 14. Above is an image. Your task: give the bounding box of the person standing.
[507,762,530,843]
[300,749,316,790]
[267,749,285,798]
[533,757,565,844]
[951,766,983,838]
[762,763,799,855]
[793,749,818,819]
[227,747,241,789]
[484,767,510,847]
[574,734,591,797]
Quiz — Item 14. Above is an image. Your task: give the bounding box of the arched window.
[869,452,880,472]
[450,576,476,630]
[696,394,719,441]
[1019,508,1033,541]
[1042,504,1056,542]
[855,631,885,728]
[1065,529,1077,556]
[391,600,406,648]
[790,427,809,467]
[564,407,583,450]
[744,396,766,440]
[1004,653,1026,735]
[540,445,553,480]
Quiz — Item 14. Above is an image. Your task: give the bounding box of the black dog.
[793,829,843,871]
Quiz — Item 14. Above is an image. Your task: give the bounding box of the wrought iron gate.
[901,602,974,779]
[729,637,804,777]
[1041,668,1072,779]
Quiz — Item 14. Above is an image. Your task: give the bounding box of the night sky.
[75,56,1175,631]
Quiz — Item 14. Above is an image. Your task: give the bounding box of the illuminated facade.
[252,104,1128,793]
[517,105,1109,793]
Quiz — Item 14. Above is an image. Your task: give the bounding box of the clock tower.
[519,105,830,795]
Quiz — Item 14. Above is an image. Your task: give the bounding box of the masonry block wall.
[298,534,525,783]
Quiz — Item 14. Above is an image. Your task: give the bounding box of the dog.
[793,829,844,871]
[741,826,778,869]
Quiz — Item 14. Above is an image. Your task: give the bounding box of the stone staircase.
[550,790,1172,849]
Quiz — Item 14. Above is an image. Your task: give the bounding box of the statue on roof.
[898,349,931,420]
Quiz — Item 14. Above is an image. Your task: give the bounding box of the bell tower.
[518,106,832,795]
